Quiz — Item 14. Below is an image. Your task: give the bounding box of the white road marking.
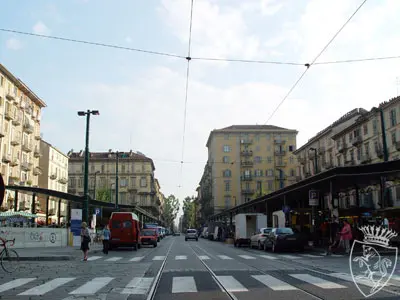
[69,277,114,294]
[172,277,197,293]
[175,256,187,260]
[301,254,323,258]
[19,278,75,295]
[252,274,298,291]
[238,255,256,260]
[331,254,344,257]
[153,256,165,261]
[86,256,102,261]
[121,277,154,294]
[216,276,248,292]
[0,278,36,293]
[328,273,391,288]
[259,255,278,260]
[198,255,210,260]
[218,255,232,260]
[130,256,144,262]
[290,274,347,289]
[280,255,300,259]
[105,257,122,262]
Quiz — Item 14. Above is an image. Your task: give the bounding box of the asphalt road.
[1,236,400,300]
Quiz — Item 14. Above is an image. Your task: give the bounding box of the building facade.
[67,150,162,218]
[37,140,69,224]
[294,108,368,180]
[0,64,46,211]
[202,125,298,215]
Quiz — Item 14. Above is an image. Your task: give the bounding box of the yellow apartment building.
[0,63,46,212]
[67,150,163,219]
[203,125,298,215]
[37,140,69,224]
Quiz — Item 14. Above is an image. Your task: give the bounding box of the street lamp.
[93,171,100,200]
[77,109,99,223]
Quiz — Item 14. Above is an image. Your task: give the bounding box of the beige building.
[202,125,298,215]
[294,108,367,180]
[0,63,46,211]
[37,140,69,223]
[67,150,163,218]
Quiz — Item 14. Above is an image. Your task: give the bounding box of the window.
[290,169,295,176]
[121,165,125,173]
[266,134,271,140]
[101,164,105,173]
[254,169,263,177]
[122,221,132,228]
[363,124,368,135]
[390,109,397,127]
[120,193,126,203]
[349,150,354,162]
[120,178,128,187]
[223,169,231,177]
[140,195,146,205]
[267,180,273,190]
[392,131,397,145]
[372,119,378,134]
[364,142,369,156]
[254,156,262,163]
[131,177,136,187]
[357,147,361,161]
[289,157,294,164]
[256,181,262,194]
[223,145,231,152]
[267,156,272,163]
[223,156,230,163]
[266,169,273,176]
[288,145,295,152]
[140,177,147,187]
[224,181,231,192]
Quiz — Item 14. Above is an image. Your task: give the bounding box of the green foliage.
[162,194,180,229]
[96,188,111,202]
[182,196,197,230]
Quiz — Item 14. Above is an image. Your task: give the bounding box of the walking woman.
[102,224,111,255]
[339,219,353,254]
[80,222,91,261]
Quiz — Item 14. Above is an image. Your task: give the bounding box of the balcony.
[23,122,34,134]
[10,134,21,146]
[34,147,41,158]
[33,166,42,176]
[345,159,355,166]
[240,175,253,181]
[12,115,22,126]
[10,157,19,167]
[298,156,306,164]
[241,189,255,195]
[5,107,14,120]
[360,154,371,164]
[318,147,326,155]
[275,150,286,156]
[34,130,41,140]
[8,177,19,185]
[275,161,286,167]
[240,139,253,145]
[352,136,362,146]
[6,91,16,101]
[21,161,33,171]
[50,173,57,180]
[0,127,5,138]
[58,177,68,184]
[337,143,347,153]
[2,153,11,163]
[274,139,286,145]
[241,160,253,167]
[240,150,253,156]
[22,141,33,152]
[128,186,138,191]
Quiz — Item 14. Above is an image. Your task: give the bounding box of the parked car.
[264,227,304,252]
[140,228,158,247]
[185,229,198,241]
[250,227,272,250]
[108,212,141,251]
[174,232,180,236]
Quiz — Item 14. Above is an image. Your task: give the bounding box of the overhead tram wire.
[179,0,194,189]
[263,0,368,125]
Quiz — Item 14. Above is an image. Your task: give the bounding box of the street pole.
[379,108,389,208]
[115,151,119,210]
[94,171,99,200]
[78,109,99,223]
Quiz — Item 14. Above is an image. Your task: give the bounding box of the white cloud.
[125,36,132,43]
[33,21,51,35]
[6,38,23,50]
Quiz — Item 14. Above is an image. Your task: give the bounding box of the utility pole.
[115,151,119,210]
[77,110,99,223]
[309,148,318,235]
[379,107,389,208]
[93,171,100,199]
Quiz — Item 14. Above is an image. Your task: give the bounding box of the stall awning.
[0,211,38,218]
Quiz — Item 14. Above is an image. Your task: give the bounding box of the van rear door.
[121,219,134,241]
[110,219,122,242]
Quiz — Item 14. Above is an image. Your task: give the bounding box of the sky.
[1,0,400,220]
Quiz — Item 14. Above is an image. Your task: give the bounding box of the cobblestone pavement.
[1,237,400,300]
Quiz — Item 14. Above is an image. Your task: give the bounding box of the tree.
[182,196,196,230]
[96,188,111,202]
[161,194,180,229]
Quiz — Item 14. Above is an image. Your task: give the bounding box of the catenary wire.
[0,28,185,59]
[179,0,194,188]
[263,0,368,125]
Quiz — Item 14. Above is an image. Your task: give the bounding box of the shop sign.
[309,190,319,206]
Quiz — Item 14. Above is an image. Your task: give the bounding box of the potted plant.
[26,180,32,186]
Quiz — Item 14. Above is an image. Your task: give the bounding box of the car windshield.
[187,229,197,234]
[276,228,294,235]
[142,230,155,236]
[263,228,272,234]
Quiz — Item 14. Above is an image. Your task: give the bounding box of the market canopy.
[0,211,37,218]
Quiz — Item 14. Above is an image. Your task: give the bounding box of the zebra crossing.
[0,271,382,296]
[84,252,339,263]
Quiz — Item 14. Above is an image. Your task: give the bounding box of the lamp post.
[114,151,119,210]
[93,171,100,200]
[77,109,99,223]
[309,147,318,236]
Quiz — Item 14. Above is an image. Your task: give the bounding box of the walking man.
[102,224,111,255]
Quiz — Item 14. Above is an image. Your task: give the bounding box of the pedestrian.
[339,219,352,254]
[80,222,91,261]
[102,224,111,255]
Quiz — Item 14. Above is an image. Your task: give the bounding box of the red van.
[109,212,141,251]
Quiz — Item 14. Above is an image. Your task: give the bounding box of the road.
[1,235,400,299]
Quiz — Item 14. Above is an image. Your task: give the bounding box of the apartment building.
[154,178,165,220]
[0,64,46,211]
[37,140,69,224]
[67,150,162,218]
[202,125,298,215]
[294,108,368,180]
[198,162,213,220]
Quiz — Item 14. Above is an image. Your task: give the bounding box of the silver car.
[185,229,198,241]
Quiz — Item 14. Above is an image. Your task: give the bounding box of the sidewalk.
[13,243,103,261]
